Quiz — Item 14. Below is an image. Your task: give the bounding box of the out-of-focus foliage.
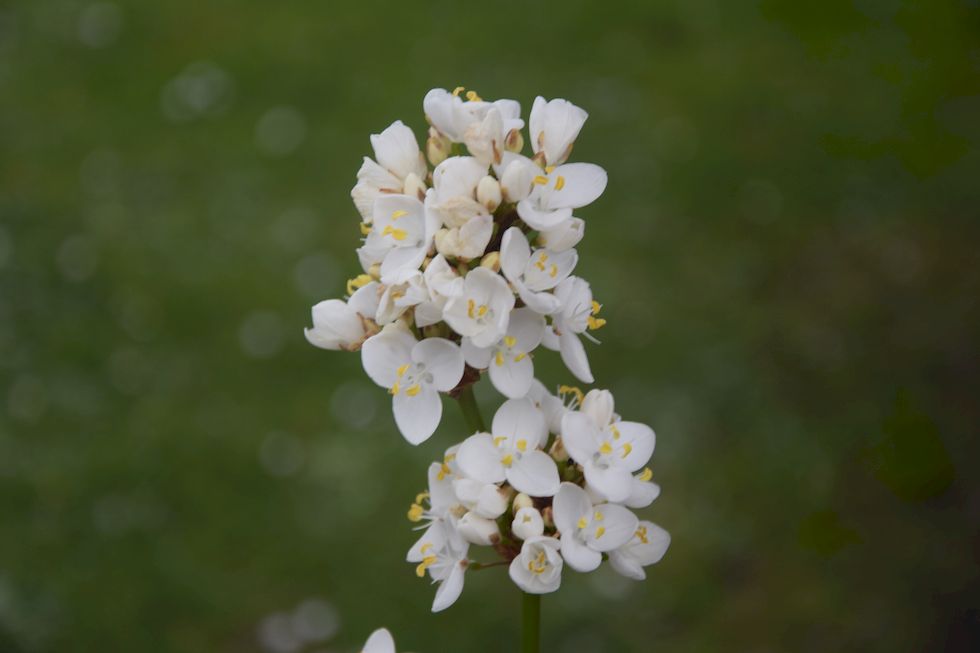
[1,1,978,651]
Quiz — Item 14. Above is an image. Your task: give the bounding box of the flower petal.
[393,385,442,445]
[412,338,464,392]
[500,227,531,282]
[507,450,560,497]
[461,337,493,369]
[457,433,506,484]
[547,163,607,210]
[611,421,656,472]
[587,503,638,552]
[560,412,599,465]
[558,328,594,384]
[492,398,547,450]
[552,482,591,534]
[361,323,416,388]
[516,199,573,231]
[488,350,534,399]
[432,559,466,612]
[583,460,632,503]
[362,628,396,653]
[560,534,602,573]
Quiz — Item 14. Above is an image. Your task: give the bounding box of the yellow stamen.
[415,491,429,504]
[407,503,424,522]
[638,467,653,482]
[452,86,465,96]
[554,175,565,191]
[636,526,649,544]
[467,299,476,318]
[359,222,372,235]
[396,363,410,377]
[495,351,504,367]
[514,352,527,362]
[532,175,549,186]
[610,424,621,439]
[621,443,633,459]
[493,436,507,446]
[477,304,488,317]
[545,165,556,174]
[416,554,437,577]
[405,384,421,397]
[594,510,604,521]
[389,382,400,396]
[391,209,408,220]
[501,454,514,467]
[465,90,483,102]
[436,462,451,481]
[445,453,456,462]
[595,526,606,539]
[503,335,517,348]
[599,441,613,455]
[421,543,433,554]
[558,385,584,404]
[516,439,527,452]
[577,517,588,529]
[534,253,548,271]
[549,264,558,278]
[382,225,407,241]
[346,273,373,295]
[591,300,602,315]
[587,316,607,330]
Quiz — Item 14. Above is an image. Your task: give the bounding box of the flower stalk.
[522,592,541,653]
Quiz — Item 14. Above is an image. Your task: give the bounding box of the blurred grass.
[1,0,979,651]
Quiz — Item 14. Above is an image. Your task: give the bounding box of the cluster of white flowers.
[306,87,669,614]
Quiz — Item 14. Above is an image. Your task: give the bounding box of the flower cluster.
[306,87,669,612]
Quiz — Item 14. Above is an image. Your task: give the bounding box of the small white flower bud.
[511,507,544,540]
[480,251,501,273]
[512,492,533,512]
[458,511,500,546]
[538,217,585,252]
[500,158,535,203]
[581,389,615,428]
[433,228,450,255]
[403,172,427,201]
[549,436,569,462]
[476,175,502,212]
[505,128,524,153]
[426,127,451,167]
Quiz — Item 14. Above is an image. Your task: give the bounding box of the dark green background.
[2,0,978,651]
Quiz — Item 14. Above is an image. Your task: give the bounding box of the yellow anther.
[493,436,507,446]
[382,225,407,241]
[477,304,488,317]
[452,86,465,96]
[359,222,372,235]
[558,385,584,404]
[577,517,588,529]
[415,491,429,504]
[421,543,433,553]
[501,454,514,467]
[389,382,400,396]
[599,441,613,455]
[346,273,373,295]
[554,175,566,191]
[416,555,437,577]
[436,462,451,481]
[527,551,548,574]
[396,363,410,377]
[595,526,606,539]
[495,351,504,367]
[445,453,456,462]
[534,253,548,271]
[532,175,549,185]
[503,335,517,348]
[405,384,421,397]
[636,526,649,544]
[545,165,556,174]
[591,300,602,315]
[391,209,408,220]
[465,90,483,102]
[467,299,476,318]
[587,316,607,330]
[638,467,653,482]
[621,443,633,459]
[610,424,621,439]
[594,510,604,521]
[407,503,424,522]
[549,264,558,278]
[516,439,527,452]
[514,352,527,362]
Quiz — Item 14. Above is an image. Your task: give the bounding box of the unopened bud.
[511,506,544,540]
[426,127,451,167]
[458,512,500,546]
[476,175,502,212]
[513,492,533,512]
[480,251,501,273]
[581,389,615,428]
[403,172,427,201]
[549,436,569,462]
[505,128,524,153]
[433,228,450,254]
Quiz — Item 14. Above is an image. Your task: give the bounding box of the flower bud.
[403,172,427,201]
[505,128,524,153]
[304,299,365,351]
[476,175,502,212]
[480,251,501,273]
[512,492,533,512]
[426,127,451,167]
[458,512,500,546]
[538,217,585,252]
[433,228,450,255]
[541,505,554,530]
[511,506,544,540]
[549,436,569,462]
[581,389,615,428]
[500,157,535,203]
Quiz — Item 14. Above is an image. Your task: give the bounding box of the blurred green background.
[2,0,979,651]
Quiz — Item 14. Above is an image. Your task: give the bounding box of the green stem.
[522,592,540,653]
[455,385,486,433]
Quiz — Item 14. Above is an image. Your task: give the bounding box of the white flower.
[423,88,523,153]
[622,467,661,509]
[496,152,537,203]
[375,272,427,325]
[508,535,563,594]
[360,627,396,653]
[608,520,670,581]
[456,398,560,497]
[427,156,488,228]
[542,276,601,383]
[457,510,501,546]
[512,506,544,540]
[351,120,428,221]
[462,307,545,399]
[442,267,515,348]
[433,214,493,260]
[560,409,655,502]
[361,323,465,444]
[414,254,463,328]
[528,96,588,166]
[500,227,578,315]
[537,216,585,252]
[527,380,573,434]
[552,482,638,572]
[407,519,469,612]
[304,281,380,351]
[360,194,439,284]
[516,163,607,231]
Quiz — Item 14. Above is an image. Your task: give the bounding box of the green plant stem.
[456,385,486,433]
[522,592,540,653]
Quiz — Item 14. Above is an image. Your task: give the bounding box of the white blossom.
[500,227,577,315]
[528,96,589,167]
[512,506,544,540]
[552,482,638,572]
[442,267,515,348]
[508,535,563,594]
[608,520,670,581]
[304,281,380,351]
[351,120,427,221]
[462,307,545,399]
[516,163,607,231]
[406,519,469,612]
